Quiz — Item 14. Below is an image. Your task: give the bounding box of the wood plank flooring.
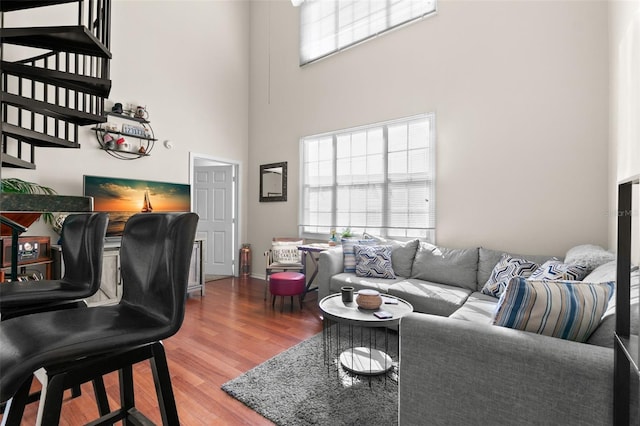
[3,277,323,425]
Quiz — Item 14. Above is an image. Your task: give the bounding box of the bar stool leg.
[119,365,135,414]
[40,373,67,425]
[1,376,32,426]
[150,342,180,425]
[92,377,110,416]
[70,384,81,398]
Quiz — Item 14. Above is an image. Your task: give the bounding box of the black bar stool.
[0,212,109,320]
[0,212,198,425]
[0,212,109,414]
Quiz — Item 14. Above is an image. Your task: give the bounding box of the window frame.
[298,113,436,242]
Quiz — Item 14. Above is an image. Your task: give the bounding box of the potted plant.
[340,228,353,238]
[1,178,57,235]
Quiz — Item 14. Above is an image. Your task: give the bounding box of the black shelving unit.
[614,174,640,425]
[92,111,156,160]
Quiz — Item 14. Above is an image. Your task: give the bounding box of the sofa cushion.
[328,273,401,296]
[390,239,419,277]
[493,277,614,342]
[449,292,498,323]
[354,244,396,279]
[387,279,471,316]
[477,247,559,291]
[564,244,615,273]
[530,260,589,281]
[481,254,540,298]
[411,243,478,291]
[342,238,376,273]
[585,261,640,348]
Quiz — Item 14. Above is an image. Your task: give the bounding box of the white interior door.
[194,165,234,276]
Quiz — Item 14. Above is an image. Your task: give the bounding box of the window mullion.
[334,1,339,52]
[331,134,338,230]
[386,0,390,28]
[382,125,389,238]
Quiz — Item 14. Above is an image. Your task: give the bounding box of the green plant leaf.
[1,178,56,195]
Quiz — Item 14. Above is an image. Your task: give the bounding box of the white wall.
[609,0,640,264]
[3,0,250,243]
[248,0,610,274]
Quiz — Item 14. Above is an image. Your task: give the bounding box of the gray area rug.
[222,327,398,425]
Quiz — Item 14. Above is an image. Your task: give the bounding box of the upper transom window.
[300,0,437,65]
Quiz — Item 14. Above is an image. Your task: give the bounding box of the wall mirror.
[260,162,287,202]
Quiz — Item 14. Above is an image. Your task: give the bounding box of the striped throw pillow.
[493,277,614,342]
[342,238,376,273]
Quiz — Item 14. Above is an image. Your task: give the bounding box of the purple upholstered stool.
[269,271,306,311]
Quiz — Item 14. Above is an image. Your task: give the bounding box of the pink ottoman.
[269,272,306,311]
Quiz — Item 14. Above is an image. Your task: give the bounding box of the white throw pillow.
[564,244,615,273]
[271,240,303,265]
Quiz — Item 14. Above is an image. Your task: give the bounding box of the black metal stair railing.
[0,0,112,170]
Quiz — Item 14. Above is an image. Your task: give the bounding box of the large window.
[300,0,437,65]
[300,113,436,241]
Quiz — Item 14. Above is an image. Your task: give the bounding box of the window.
[299,113,436,241]
[300,0,437,65]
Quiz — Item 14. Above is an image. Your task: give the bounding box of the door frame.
[189,152,241,277]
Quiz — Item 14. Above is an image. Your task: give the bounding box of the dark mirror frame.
[259,161,287,202]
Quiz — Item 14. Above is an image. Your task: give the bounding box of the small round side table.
[319,293,413,377]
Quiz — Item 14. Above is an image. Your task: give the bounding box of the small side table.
[298,243,331,300]
[319,293,413,379]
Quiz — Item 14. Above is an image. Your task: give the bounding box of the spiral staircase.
[0,0,111,278]
[1,0,112,170]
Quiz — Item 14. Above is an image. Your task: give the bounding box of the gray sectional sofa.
[316,241,638,425]
[318,242,559,318]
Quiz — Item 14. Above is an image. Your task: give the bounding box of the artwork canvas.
[83,175,190,238]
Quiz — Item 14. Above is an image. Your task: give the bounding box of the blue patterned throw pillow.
[481,254,540,298]
[342,238,376,273]
[354,245,396,279]
[493,277,614,342]
[530,260,588,281]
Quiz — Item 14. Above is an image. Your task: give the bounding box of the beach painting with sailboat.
[83,175,190,237]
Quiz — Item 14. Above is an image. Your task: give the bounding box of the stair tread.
[1,61,111,98]
[0,0,78,12]
[2,92,107,126]
[2,123,80,148]
[0,154,36,170]
[1,26,111,58]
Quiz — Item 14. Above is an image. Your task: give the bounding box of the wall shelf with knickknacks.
[92,109,157,160]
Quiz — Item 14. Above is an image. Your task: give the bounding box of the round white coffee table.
[319,293,413,376]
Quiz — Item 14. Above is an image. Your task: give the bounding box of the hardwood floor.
[4,277,323,425]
